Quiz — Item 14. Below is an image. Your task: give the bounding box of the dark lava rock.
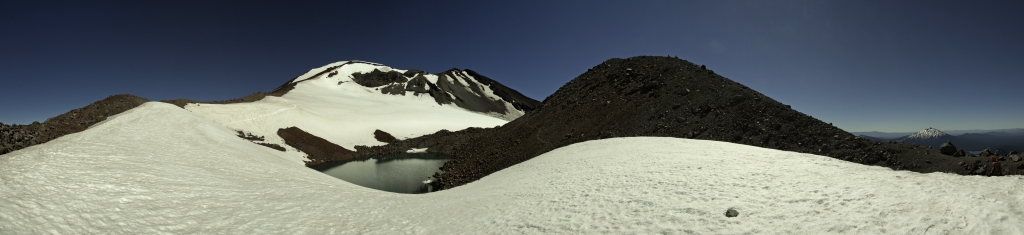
[954,149,966,157]
[364,56,980,190]
[277,127,358,167]
[351,68,409,87]
[257,143,286,152]
[980,149,993,157]
[939,141,957,156]
[374,129,398,143]
[725,208,739,217]
[236,131,266,142]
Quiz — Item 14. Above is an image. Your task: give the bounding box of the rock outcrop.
[939,141,957,155]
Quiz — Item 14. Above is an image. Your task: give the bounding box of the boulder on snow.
[725,208,739,217]
[939,141,957,156]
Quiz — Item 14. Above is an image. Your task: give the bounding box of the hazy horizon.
[2,1,1022,132]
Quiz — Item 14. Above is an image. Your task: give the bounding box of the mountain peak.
[277,60,540,121]
[906,127,949,139]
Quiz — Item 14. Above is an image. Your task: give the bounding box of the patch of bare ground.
[1,94,149,155]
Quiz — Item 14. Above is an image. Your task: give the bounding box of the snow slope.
[2,102,1022,234]
[185,61,508,164]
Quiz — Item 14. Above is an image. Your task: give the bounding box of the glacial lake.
[316,153,449,194]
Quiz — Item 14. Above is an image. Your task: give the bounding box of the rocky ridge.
[1,94,149,155]
[347,63,541,120]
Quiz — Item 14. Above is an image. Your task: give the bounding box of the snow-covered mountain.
[902,127,950,140]
[892,127,954,149]
[280,60,539,120]
[861,127,1023,152]
[183,60,539,165]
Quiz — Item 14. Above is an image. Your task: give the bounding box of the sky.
[1,0,1021,132]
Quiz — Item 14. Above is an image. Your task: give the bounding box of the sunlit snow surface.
[184,62,508,164]
[2,103,1023,234]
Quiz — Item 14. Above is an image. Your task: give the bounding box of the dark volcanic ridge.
[1,94,149,155]
[355,56,1022,190]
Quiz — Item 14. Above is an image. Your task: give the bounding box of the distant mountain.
[892,128,954,149]
[854,128,1024,139]
[900,128,950,140]
[882,127,1024,153]
[857,135,889,142]
[943,128,1024,136]
[850,131,914,139]
[955,133,1024,154]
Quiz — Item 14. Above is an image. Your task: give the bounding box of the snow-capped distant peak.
[906,127,948,139]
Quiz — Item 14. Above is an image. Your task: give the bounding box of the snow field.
[2,102,1022,234]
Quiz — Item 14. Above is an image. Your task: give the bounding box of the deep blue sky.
[2,1,1022,132]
